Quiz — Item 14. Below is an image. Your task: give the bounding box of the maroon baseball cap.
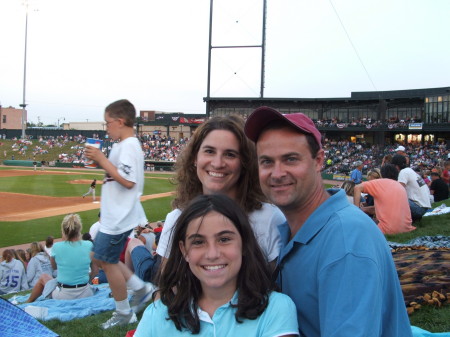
[244,106,322,148]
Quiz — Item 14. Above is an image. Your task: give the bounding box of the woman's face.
[195,130,242,200]
[179,211,242,299]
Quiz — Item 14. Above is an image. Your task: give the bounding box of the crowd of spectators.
[138,134,188,162]
[0,241,57,295]
[3,132,449,176]
[322,140,449,176]
[313,117,423,129]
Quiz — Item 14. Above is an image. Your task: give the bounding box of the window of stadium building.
[385,107,422,122]
[425,95,449,123]
[322,108,377,123]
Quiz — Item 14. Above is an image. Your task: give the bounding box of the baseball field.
[0,166,175,248]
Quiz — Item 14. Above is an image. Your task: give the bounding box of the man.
[391,154,431,221]
[244,106,412,337]
[350,160,363,184]
[441,160,450,186]
[353,164,415,234]
[395,145,410,165]
[82,179,97,201]
[429,171,449,202]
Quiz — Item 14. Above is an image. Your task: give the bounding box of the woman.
[0,249,29,294]
[363,168,381,208]
[135,194,298,337]
[27,242,54,287]
[15,249,29,268]
[341,180,356,204]
[26,214,98,303]
[156,115,284,268]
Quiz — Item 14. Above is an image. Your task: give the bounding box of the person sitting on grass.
[26,214,98,303]
[124,225,157,283]
[0,249,29,295]
[15,249,29,268]
[44,236,54,256]
[27,242,54,288]
[341,180,356,204]
[135,194,298,337]
[353,164,415,234]
[429,171,449,203]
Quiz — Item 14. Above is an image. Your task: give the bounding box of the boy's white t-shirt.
[99,137,147,235]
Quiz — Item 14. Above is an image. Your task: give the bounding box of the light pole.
[57,117,65,128]
[20,0,30,139]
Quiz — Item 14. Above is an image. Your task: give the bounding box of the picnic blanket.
[392,246,450,303]
[388,236,450,310]
[412,326,450,337]
[0,297,58,337]
[13,284,114,322]
[389,235,450,249]
[423,204,450,217]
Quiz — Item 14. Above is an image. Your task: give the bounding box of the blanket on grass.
[423,204,450,217]
[388,237,450,309]
[14,284,114,322]
[412,326,450,337]
[392,246,450,304]
[0,297,58,337]
[389,235,450,249]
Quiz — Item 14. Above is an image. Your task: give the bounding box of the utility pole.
[20,1,30,139]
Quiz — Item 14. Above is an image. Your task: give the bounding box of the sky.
[1,0,449,125]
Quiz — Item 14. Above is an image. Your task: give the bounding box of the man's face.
[256,127,324,212]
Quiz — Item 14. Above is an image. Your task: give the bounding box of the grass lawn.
[0,170,174,197]
[1,170,449,335]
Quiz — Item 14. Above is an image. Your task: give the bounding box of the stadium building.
[203,86,450,147]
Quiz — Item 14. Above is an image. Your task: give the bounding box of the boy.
[85,99,154,329]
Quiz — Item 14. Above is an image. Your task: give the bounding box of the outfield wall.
[2,160,175,171]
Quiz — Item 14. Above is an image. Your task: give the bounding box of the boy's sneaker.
[101,311,137,330]
[130,282,156,313]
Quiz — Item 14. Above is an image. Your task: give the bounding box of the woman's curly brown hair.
[171,115,266,213]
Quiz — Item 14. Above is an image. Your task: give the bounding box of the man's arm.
[429,182,435,195]
[319,255,384,336]
[353,184,365,207]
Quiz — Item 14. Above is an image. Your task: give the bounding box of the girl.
[26,242,53,287]
[135,194,298,337]
[0,249,29,294]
